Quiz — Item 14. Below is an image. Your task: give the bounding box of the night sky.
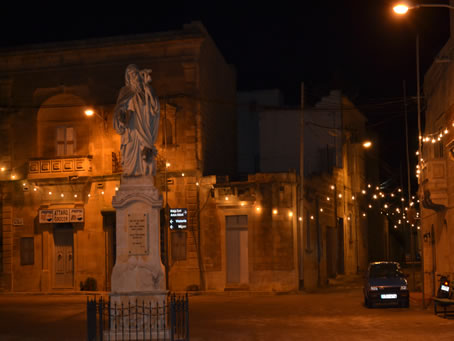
[1,1,451,191]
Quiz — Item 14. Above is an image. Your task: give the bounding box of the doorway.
[337,218,345,274]
[326,226,337,278]
[103,211,116,291]
[54,225,74,288]
[225,215,248,286]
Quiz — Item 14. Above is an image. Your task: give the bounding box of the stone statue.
[113,64,160,176]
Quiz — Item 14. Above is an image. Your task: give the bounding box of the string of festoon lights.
[415,120,454,178]
[304,182,420,231]
[4,162,420,231]
[1,161,186,201]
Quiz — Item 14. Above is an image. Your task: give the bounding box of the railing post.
[99,297,104,341]
[87,296,97,341]
[170,296,175,341]
[185,293,189,341]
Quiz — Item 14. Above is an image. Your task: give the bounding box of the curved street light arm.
[413,4,454,11]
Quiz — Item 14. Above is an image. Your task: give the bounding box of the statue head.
[125,64,143,93]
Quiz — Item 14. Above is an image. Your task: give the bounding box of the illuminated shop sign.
[169,208,188,230]
[39,208,84,223]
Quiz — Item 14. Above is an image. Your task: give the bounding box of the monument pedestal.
[109,175,168,338]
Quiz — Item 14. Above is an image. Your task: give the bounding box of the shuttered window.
[20,237,34,265]
[56,126,75,156]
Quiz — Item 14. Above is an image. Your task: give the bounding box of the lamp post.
[393,1,454,308]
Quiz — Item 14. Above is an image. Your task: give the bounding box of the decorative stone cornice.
[112,185,162,209]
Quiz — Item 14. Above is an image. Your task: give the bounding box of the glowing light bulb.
[393,4,409,15]
[84,109,94,116]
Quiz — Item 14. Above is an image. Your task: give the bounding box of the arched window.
[37,94,88,157]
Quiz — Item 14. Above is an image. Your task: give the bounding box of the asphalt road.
[0,286,453,340]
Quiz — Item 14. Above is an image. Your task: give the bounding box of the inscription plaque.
[128,213,148,255]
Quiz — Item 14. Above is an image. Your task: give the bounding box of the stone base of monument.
[105,292,170,340]
[109,176,168,339]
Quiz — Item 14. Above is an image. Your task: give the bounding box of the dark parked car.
[363,261,409,308]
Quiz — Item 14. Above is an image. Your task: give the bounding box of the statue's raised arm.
[113,64,160,177]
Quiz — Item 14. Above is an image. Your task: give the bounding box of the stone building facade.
[237,89,373,290]
[0,21,376,294]
[0,22,241,292]
[420,4,454,302]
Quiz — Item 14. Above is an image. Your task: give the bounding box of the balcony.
[28,156,93,179]
[421,159,448,208]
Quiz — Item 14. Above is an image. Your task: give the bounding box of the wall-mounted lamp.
[84,108,107,130]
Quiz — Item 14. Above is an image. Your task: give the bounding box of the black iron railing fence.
[87,294,189,341]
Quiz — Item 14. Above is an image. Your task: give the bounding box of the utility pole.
[298,82,305,289]
[403,80,416,291]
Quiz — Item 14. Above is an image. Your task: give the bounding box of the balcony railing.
[28,156,93,179]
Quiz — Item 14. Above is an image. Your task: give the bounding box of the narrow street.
[0,279,453,340]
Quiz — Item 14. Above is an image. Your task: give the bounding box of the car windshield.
[369,263,402,278]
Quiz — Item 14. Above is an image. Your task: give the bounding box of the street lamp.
[84,108,107,129]
[362,140,372,149]
[393,2,454,14]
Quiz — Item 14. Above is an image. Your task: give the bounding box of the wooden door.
[226,215,248,285]
[54,227,74,288]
